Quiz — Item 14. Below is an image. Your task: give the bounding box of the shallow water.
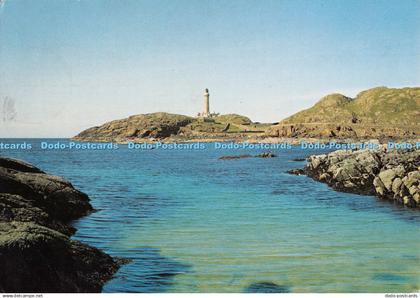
[3,139,419,292]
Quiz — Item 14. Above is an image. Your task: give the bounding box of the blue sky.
[0,0,419,137]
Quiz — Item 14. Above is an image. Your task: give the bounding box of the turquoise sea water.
[2,139,419,293]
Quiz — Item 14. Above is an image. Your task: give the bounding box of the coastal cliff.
[289,148,420,208]
[267,87,420,140]
[0,157,122,292]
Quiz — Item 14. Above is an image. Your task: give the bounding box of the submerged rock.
[219,154,253,160]
[0,157,122,292]
[256,152,277,158]
[288,148,420,208]
[244,282,291,293]
[219,152,276,160]
[286,169,305,175]
[292,157,306,161]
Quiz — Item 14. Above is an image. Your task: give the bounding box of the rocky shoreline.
[289,148,420,208]
[0,157,123,292]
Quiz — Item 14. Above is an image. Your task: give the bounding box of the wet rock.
[292,158,306,162]
[219,152,276,160]
[255,152,276,158]
[0,222,120,293]
[0,157,123,292]
[219,154,253,160]
[287,169,305,175]
[0,167,93,222]
[0,158,44,174]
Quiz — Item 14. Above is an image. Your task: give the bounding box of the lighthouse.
[203,88,210,117]
[198,88,218,119]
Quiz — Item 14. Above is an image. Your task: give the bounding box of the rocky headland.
[74,112,271,143]
[289,148,420,208]
[0,157,123,292]
[267,87,419,140]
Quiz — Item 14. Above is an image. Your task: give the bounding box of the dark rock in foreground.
[289,148,420,208]
[0,157,122,293]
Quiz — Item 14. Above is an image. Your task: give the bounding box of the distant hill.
[267,87,420,139]
[74,112,269,143]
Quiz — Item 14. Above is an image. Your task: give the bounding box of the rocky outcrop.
[0,157,122,293]
[266,123,418,140]
[73,112,271,143]
[219,152,276,160]
[267,87,420,140]
[289,148,420,208]
[74,112,194,142]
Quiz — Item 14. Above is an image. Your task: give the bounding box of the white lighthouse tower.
[198,88,218,119]
[203,88,210,117]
